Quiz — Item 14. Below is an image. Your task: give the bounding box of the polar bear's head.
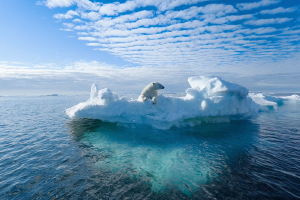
[152,82,165,90]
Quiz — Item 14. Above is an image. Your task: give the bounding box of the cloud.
[54,10,79,19]
[32,0,300,95]
[43,0,76,8]
[200,4,237,15]
[260,7,297,14]
[99,1,139,15]
[166,4,238,21]
[78,37,98,42]
[73,19,84,23]
[42,0,209,14]
[280,28,300,35]
[59,1,297,68]
[250,27,277,34]
[245,18,293,25]
[211,14,253,24]
[81,11,101,21]
[93,10,154,28]
[63,23,75,29]
[0,60,198,94]
[2,56,300,95]
[154,0,209,11]
[97,0,209,15]
[236,0,280,11]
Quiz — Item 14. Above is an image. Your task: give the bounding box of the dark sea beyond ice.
[0,95,300,199]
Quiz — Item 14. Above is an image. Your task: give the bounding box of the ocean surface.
[1,95,300,199]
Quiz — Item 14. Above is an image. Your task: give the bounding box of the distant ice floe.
[67,76,264,129]
[248,93,284,109]
[280,94,300,100]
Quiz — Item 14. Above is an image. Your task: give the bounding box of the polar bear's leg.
[151,91,158,104]
[138,95,147,102]
[152,96,157,104]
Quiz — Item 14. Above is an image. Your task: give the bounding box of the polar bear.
[138,82,165,104]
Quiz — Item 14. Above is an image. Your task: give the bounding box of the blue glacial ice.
[66,76,262,129]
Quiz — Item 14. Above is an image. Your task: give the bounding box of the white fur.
[138,82,165,104]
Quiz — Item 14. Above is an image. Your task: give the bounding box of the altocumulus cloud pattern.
[39,0,300,68]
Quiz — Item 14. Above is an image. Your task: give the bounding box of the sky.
[0,0,299,96]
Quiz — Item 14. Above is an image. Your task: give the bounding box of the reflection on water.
[67,119,259,197]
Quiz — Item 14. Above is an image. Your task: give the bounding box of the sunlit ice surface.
[66,76,259,129]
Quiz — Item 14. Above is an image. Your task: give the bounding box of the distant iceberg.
[280,94,300,100]
[248,93,284,109]
[47,94,59,96]
[66,76,261,129]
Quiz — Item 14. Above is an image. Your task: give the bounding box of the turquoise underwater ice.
[75,120,258,196]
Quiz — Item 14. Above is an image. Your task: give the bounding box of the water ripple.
[0,96,300,199]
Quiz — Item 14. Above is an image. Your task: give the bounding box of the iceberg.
[280,94,300,100]
[66,76,259,129]
[248,93,284,110]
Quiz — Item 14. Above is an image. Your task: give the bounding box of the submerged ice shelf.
[66,76,287,129]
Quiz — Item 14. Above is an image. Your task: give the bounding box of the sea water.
[1,94,300,199]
